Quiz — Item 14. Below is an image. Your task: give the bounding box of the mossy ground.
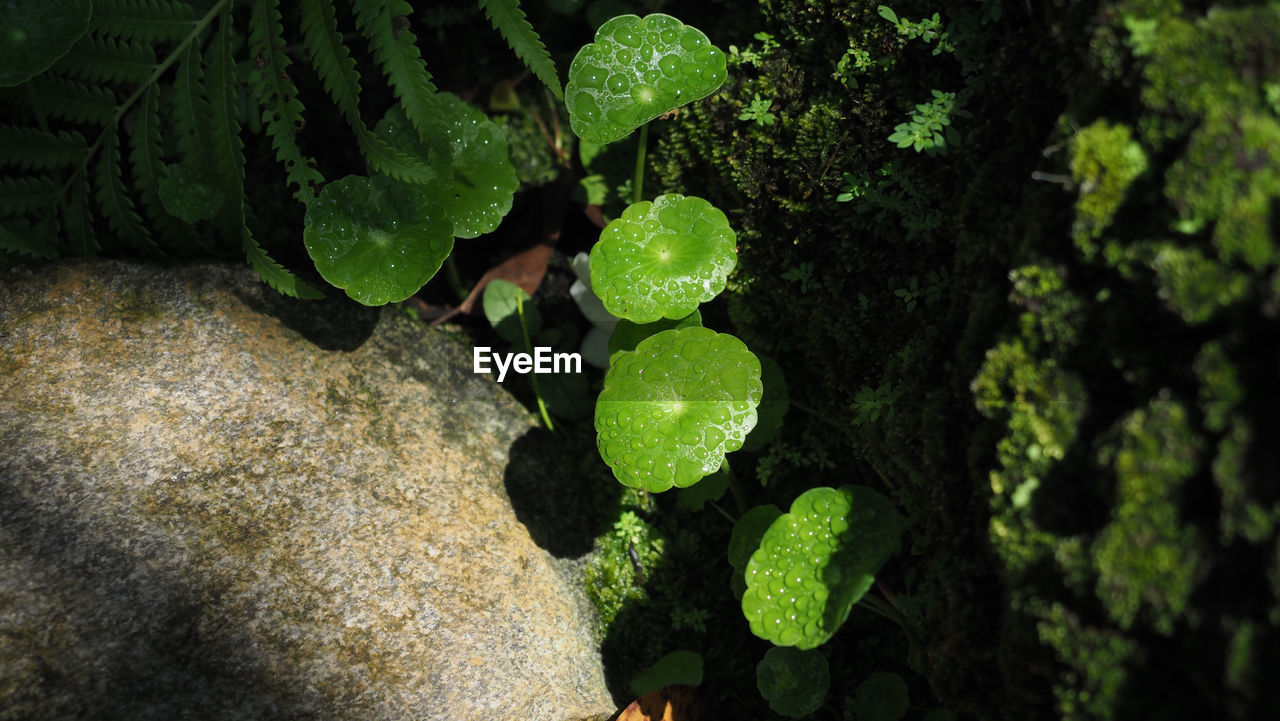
[642,0,1280,718]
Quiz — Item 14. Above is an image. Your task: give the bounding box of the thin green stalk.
[517,292,555,431]
[725,468,748,515]
[631,122,649,204]
[443,256,466,302]
[708,500,737,525]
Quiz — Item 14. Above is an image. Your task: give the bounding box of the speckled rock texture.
[0,261,613,721]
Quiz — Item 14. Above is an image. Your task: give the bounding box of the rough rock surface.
[0,261,613,721]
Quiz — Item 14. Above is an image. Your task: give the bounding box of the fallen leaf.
[610,685,700,721]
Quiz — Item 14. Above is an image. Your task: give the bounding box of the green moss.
[1070,121,1148,258]
[1032,601,1141,721]
[1092,400,1205,635]
[1147,243,1251,324]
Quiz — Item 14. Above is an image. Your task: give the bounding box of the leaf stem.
[516,292,555,431]
[632,122,649,204]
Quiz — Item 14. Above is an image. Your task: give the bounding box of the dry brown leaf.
[611,685,700,721]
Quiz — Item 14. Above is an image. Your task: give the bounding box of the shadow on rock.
[0,479,348,721]
[503,427,615,558]
[235,285,379,352]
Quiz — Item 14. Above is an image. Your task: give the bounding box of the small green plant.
[739,93,778,126]
[851,383,902,426]
[887,89,964,155]
[877,5,954,54]
[757,646,830,718]
[563,14,910,714]
[781,261,817,291]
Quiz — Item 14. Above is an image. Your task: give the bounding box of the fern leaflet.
[94,0,197,43]
[0,176,59,216]
[353,0,446,143]
[63,167,98,256]
[31,76,117,125]
[0,221,59,260]
[478,0,563,101]
[299,0,436,184]
[249,0,323,205]
[172,43,213,167]
[128,85,188,243]
[53,35,157,85]
[0,126,87,171]
[209,11,322,299]
[95,127,158,254]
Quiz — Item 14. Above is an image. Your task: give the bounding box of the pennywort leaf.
[595,326,762,492]
[742,485,904,649]
[589,193,736,323]
[565,14,726,144]
[303,174,453,305]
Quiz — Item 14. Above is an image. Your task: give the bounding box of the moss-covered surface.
[642,0,1280,718]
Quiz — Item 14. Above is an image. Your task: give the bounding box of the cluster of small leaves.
[738,94,778,126]
[887,89,965,155]
[877,5,954,55]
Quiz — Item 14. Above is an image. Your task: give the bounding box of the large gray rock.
[0,262,613,721]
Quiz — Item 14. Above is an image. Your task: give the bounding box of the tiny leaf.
[595,327,762,492]
[304,174,454,305]
[629,649,703,699]
[482,278,542,343]
[590,194,736,323]
[565,13,727,144]
[756,647,830,718]
[851,672,910,721]
[742,485,904,649]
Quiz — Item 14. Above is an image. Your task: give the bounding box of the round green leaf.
[851,672,910,721]
[742,485,904,649]
[607,309,701,363]
[590,194,736,323]
[595,326,762,492]
[159,162,225,223]
[740,352,789,452]
[0,0,91,87]
[374,95,518,238]
[482,279,542,343]
[629,649,703,698]
[756,647,830,718]
[565,13,727,144]
[304,174,453,306]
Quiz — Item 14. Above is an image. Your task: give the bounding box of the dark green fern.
[0,0,563,299]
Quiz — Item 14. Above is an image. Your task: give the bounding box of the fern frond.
[63,167,98,256]
[0,221,59,260]
[54,35,157,85]
[0,126,87,170]
[243,225,324,299]
[93,0,197,43]
[208,11,321,299]
[299,0,436,184]
[249,0,323,205]
[31,76,117,125]
[0,175,59,215]
[206,9,245,229]
[478,0,563,101]
[172,42,212,166]
[95,127,158,254]
[352,0,446,141]
[128,85,189,242]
